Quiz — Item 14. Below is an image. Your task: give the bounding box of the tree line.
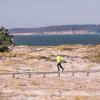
[9,24,100,33]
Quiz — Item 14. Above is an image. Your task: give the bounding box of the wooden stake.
[43,73,46,78]
[72,72,74,77]
[13,74,15,78]
[29,74,32,78]
[58,72,60,77]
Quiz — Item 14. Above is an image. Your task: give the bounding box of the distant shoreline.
[10,31,96,35]
[9,24,100,35]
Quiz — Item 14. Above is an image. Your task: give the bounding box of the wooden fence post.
[87,72,89,76]
[29,74,32,78]
[43,73,46,78]
[72,72,74,77]
[58,72,60,77]
[13,74,15,78]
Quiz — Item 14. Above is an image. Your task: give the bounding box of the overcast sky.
[0,0,100,28]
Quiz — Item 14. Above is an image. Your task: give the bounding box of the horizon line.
[7,24,100,29]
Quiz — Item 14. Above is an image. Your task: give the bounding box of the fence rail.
[0,70,100,78]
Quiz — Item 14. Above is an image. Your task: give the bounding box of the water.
[14,34,100,46]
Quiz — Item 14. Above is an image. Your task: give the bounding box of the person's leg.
[59,62,64,71]
[57,63,60,71]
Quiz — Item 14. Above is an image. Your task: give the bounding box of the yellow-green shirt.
[56,56,63,63]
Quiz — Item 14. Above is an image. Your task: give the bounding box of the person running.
[56,55,64,71]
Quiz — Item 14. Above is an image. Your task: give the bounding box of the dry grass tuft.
[0,51,17,58]
[58,45,75,51]
[36,55,50,60]
[58,96,68,100]
[74,96,88,100]
[84,48,100,63]
[31,80,40,85]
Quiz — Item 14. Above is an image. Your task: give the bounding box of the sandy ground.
[0,45,100,100]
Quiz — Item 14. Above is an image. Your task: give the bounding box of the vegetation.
[84,47,100,63]
[0,27,13,52]
[58,45,74,51]
[89,51,100,63]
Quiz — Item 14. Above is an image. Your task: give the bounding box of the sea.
[14,34,100,46]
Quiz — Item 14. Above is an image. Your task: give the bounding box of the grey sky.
[0,0,100,28]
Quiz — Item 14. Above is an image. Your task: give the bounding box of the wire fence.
[0,70,100,78]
